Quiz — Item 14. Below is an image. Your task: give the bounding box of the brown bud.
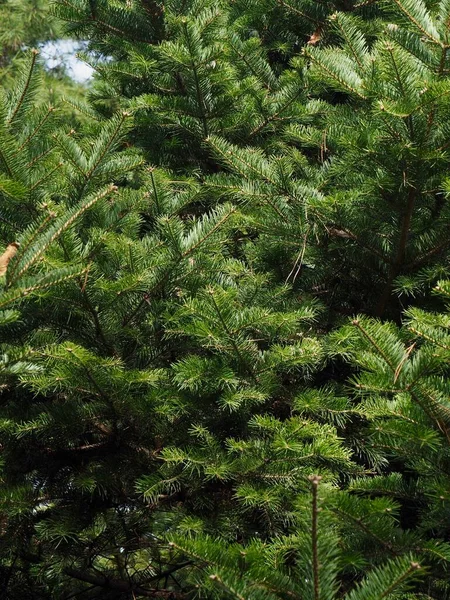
[0,242,20,276]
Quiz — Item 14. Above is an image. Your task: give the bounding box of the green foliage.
[0,0,60,63]
[56,0,450,318]
[3,1,450,599]
[329,281,450,598]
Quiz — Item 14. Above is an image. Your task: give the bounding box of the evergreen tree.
[53,0,450,320]
[3,1,450,599]
[0,52,149,597]
[329,277,450,598]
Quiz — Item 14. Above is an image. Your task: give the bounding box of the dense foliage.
[3,0,450,599]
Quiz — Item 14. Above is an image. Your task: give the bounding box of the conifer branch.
[208,573,246,600]
[302,49,367,99]
[379,561,421,598]
[407,238,450,269]
[26,144,56,169]
[248,89,303,139]
[392,0,442,46]
[52,133,87,178]
[10,185,117,285]
[150,169,160,213]
[331,507,398,556]
[122,207,235,327]
[354,0,378,7]
[206,139,287,217]
[384,43,415,138]
[352,319,397,372]
[207,287,258,383]
[65,346,114,405]
[0,147,13,178]
[182,22,209,138]
[0,268,86,309]
[409,386,450,445]
[385,44,406,98]
[57,0,155,43]
[332,16,365,70]
[275,0,320,25]
[7,211,56,285]
[7,49,39,125]
[80,287,116,355]
[18,106,55,150]
[29,161,64,191]
[286,229,308,283]
[425,45,448,138]
[228,41,272,91]
[86,112,130,179]
[181,207,236,257]
[379,115,405,142]
[326,225,391,264]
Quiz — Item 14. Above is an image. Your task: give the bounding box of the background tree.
[0,0,59,68]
